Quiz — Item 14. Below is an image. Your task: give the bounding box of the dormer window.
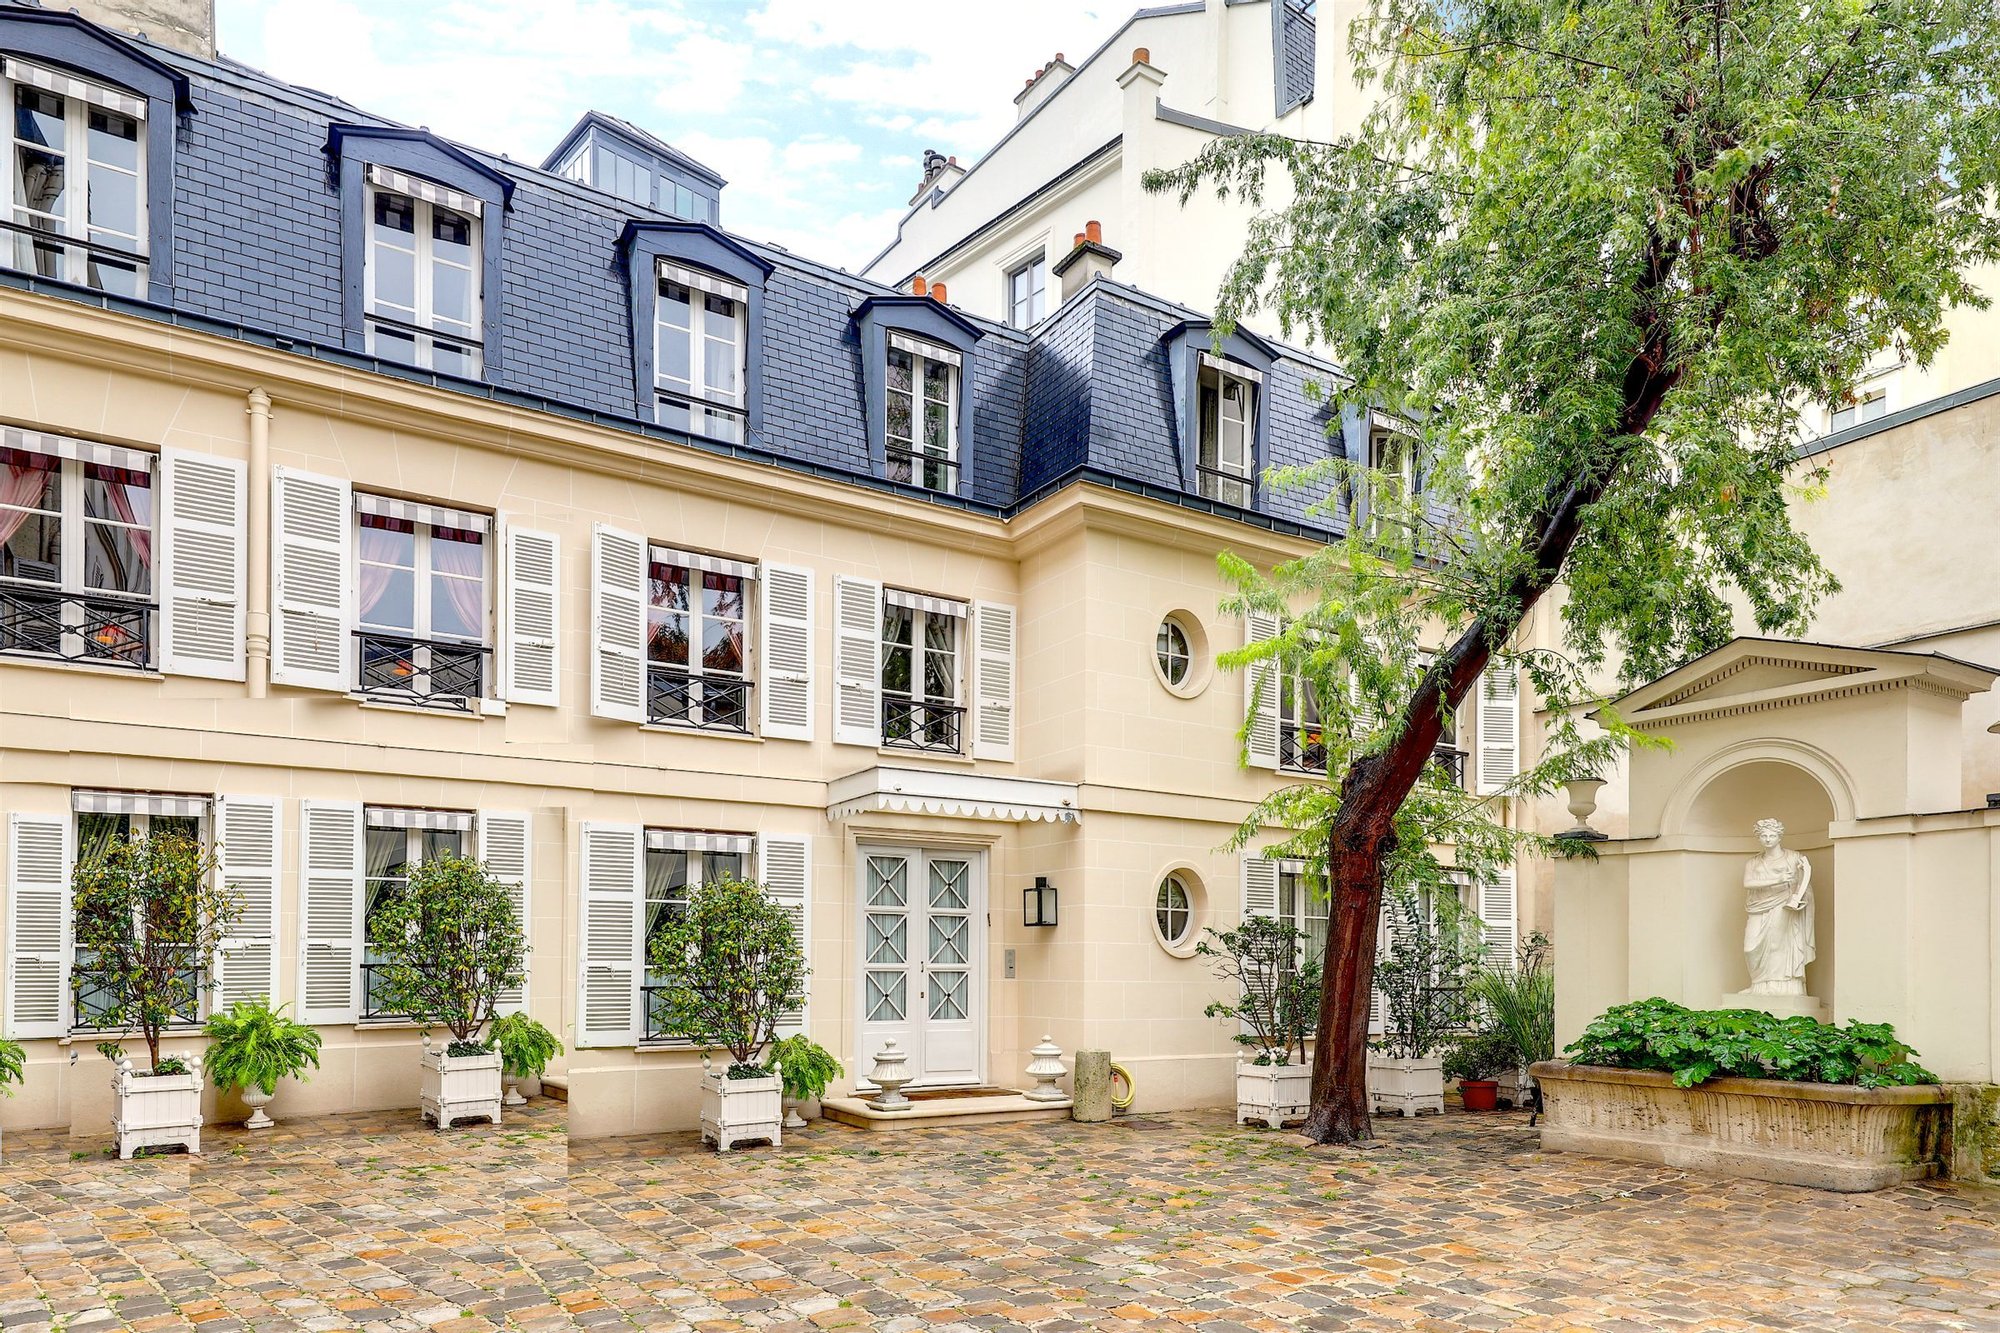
[1006,252,1047,328]
[363,167,484,377]
[1198,354,1258,506]
[4,57,147,296]
[654,262,747,445]
[885,333,960,492]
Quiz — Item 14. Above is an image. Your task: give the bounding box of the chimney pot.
[1133,46,1150,66]
[912,276,928,296]
[1073,232,1086,249]
[1055,52,1064,62]
[1085,220,1103,244]
[930,281,948,304]
[947,155,957,165]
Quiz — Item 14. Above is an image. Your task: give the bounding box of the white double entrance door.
[857,846,986,1089]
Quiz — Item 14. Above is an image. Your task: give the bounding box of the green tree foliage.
[1198,913,1322,1066]
[202,1000,322,1096]
[646,875,807,1071]
[72,828,241,1072]
[764,1034,844,1102]
[365,852,525,1045]
[0,1037,24,1095]
[1567,998,1937,1088]
[490,1012,564,1081]
[1145,0,2000,1141]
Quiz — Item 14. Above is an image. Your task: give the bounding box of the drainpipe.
[245,388,271,697]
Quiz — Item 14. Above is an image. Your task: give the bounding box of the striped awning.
[888,331,962,369]
[884,587,967,619]
[355,492,491,535]
[1,425,154,474]
[3,56,147,120]
[365,164,485,218]
[1200,350,1264,384]
[646,829,754,855]
[658,261,748,305]
[648,545,756,581]
[364,806,475,832]
[73,791,208,818]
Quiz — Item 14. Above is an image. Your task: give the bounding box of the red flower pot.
[1459,1079,1499,1112]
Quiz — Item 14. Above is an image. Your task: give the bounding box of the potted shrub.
[1199,914,1319,1128]
[1443,1027,1518,1111]
[203,1000,322,1129]
[1369,889,1482,1117]
[491,1012,563,1106]
[647,874,808,1151]
[366,851,527,1130]
[765,1033,843,1128]
[1470,932,1555,1117]
[0,1036,23,1158]
[71,827,240,1158]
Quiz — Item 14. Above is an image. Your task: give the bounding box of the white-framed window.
[881,589,964,753]
[885,333,960,492]
[1830,386,1889,433]
[1155,874,1194,948]
[654,262,747,444]
[0,438,155,668]
[1156,618,1192,687]
[353,494,491,709]
[1277,862,1328,982]
[1278,666,1324,775]
[70,794,210,1032]
[1198,356,1257,505]
[360,809,470,1020]
[363,177,483,376]
[645,546,753,732]
[1006,252,1047,328]
[4,63,146,296]
[641,830,753,1044]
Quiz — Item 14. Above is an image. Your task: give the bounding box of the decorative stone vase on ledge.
[113,1056,204,1159]
[700,1057,784,1151]
[419,1037,503,1130]
[1532,1060,1951,1192]
[1236,1060,1312,1128]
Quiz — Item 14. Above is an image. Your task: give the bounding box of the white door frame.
[854,843,988,1090]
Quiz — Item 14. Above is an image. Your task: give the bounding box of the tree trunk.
[1303,831,1394,1141]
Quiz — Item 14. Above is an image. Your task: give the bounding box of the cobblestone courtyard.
[0,1101,1995,1331]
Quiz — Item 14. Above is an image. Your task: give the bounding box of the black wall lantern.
[1024,876,1059,928]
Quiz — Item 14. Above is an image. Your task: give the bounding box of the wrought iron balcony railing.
[0,586,154,669]
[1280,723,1327,774]
[71,957,201,1032]
[647,665,752,733]
[1430,743,1469,790]
[642,981,679,1044]
[882,696,965,754]
[354,630,489,711]
[359,960,409,1021]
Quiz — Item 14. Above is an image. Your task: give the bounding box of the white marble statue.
[1743,818,1815,995]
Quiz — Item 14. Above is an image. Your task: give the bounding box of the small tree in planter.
[765,1034,843,1129]
[72,827,240,1157]
[1199,915,1320,1127]
[203,1000,322,1129]
[1442,1027,1519,1112]
[1371,890,1483,1117]
[365,852,525,1129]
[647,875,807,1151]
[490,1012,563,1106]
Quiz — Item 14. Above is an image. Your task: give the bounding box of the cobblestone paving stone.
[0,1103,1995,1330]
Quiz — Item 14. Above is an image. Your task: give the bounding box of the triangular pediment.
[1604,638,1998,729]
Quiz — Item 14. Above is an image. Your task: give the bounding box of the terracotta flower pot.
[1459,1078,1499,1112]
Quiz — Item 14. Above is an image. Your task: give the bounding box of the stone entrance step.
[820,1088,1072,1132]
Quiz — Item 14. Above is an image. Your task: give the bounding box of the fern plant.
[764,1034,842,1103]
[0,1037,24,1096]
[490,1013,563,1081]
[202,1001,322,1096]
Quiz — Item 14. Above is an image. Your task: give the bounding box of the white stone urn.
[238,1084,276,1130]
[700,1055,784,1151]
[113,1055,205,1159]
[1368,1054,1446,1117]
[419,1036,503,1130]
[503,1076,528,1107]
[1235,1058,1312,1128]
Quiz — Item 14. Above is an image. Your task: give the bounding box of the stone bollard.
[1072,1049,1113,1122]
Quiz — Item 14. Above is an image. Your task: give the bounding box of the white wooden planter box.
[700,1069,783,1151]
[1236,1060,1312,1128]
[1494,1066,1534,1110]
[420,1041,503,1130]
[1532,1060,1951,1193]
[113,1059,204,1159]
[1369,1055,1445,1117]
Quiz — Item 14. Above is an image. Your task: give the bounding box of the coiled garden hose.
[1109,1062,1136,1110]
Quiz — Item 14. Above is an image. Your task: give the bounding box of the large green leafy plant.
[490,1012,563,1081]
[764,1034,843,1103]
[365,852,525,1049]
[1470,933,1557,1071]
[72,828,241,1072]
[0,1037,24,1096]
[1198,912,1321,1066]
[1146,0,2000,1141]
[646,875,807,1074]
[1567,998,1937,1089]
[203,1000,322,1096]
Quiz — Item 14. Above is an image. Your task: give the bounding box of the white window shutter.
[270,467,352,692]
[590,524,646,723]
[1241,854,1279,920]
[832,574,882,747]
[500,521,561,708]
[970,601,1016,762]
[158,449,246,680]
[758,833,811,1037]
[5,813,73,1039]
[1476,667,1521,794]
[478,810,532,1013]
[1369,903,1388,1035]
[1244,611,1281,771]
[1480,864,1518,971]
[297,801,362,1026]
[758,562,815,741]
[214,796,280,1008]
[577,822,642,1048]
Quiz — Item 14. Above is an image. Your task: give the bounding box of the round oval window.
[1155,874,1193,947]
[1156,619,1192,687]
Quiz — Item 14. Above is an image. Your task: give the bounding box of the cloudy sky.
[213,0,1126,271]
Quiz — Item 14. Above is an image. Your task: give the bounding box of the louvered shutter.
[158,450,246,680]
[970,601,1016,762]
[590,524,646,722]
[758,833,812,1037]
[1244,611,1281,771]
[1480,864,1518,971]
[214,796,280,1007]
[832,575,883,747]
[1239,855,1281,1045]
[5,813,72,1039]
[758,563,814,741]
[500,522,561,707]
[480,811,532,1012]
[296,801,362,1026]
[1369,901,1389,1035]
[270,467,352,691]
[577,823,642,1047]
[1476,667,1521,794]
